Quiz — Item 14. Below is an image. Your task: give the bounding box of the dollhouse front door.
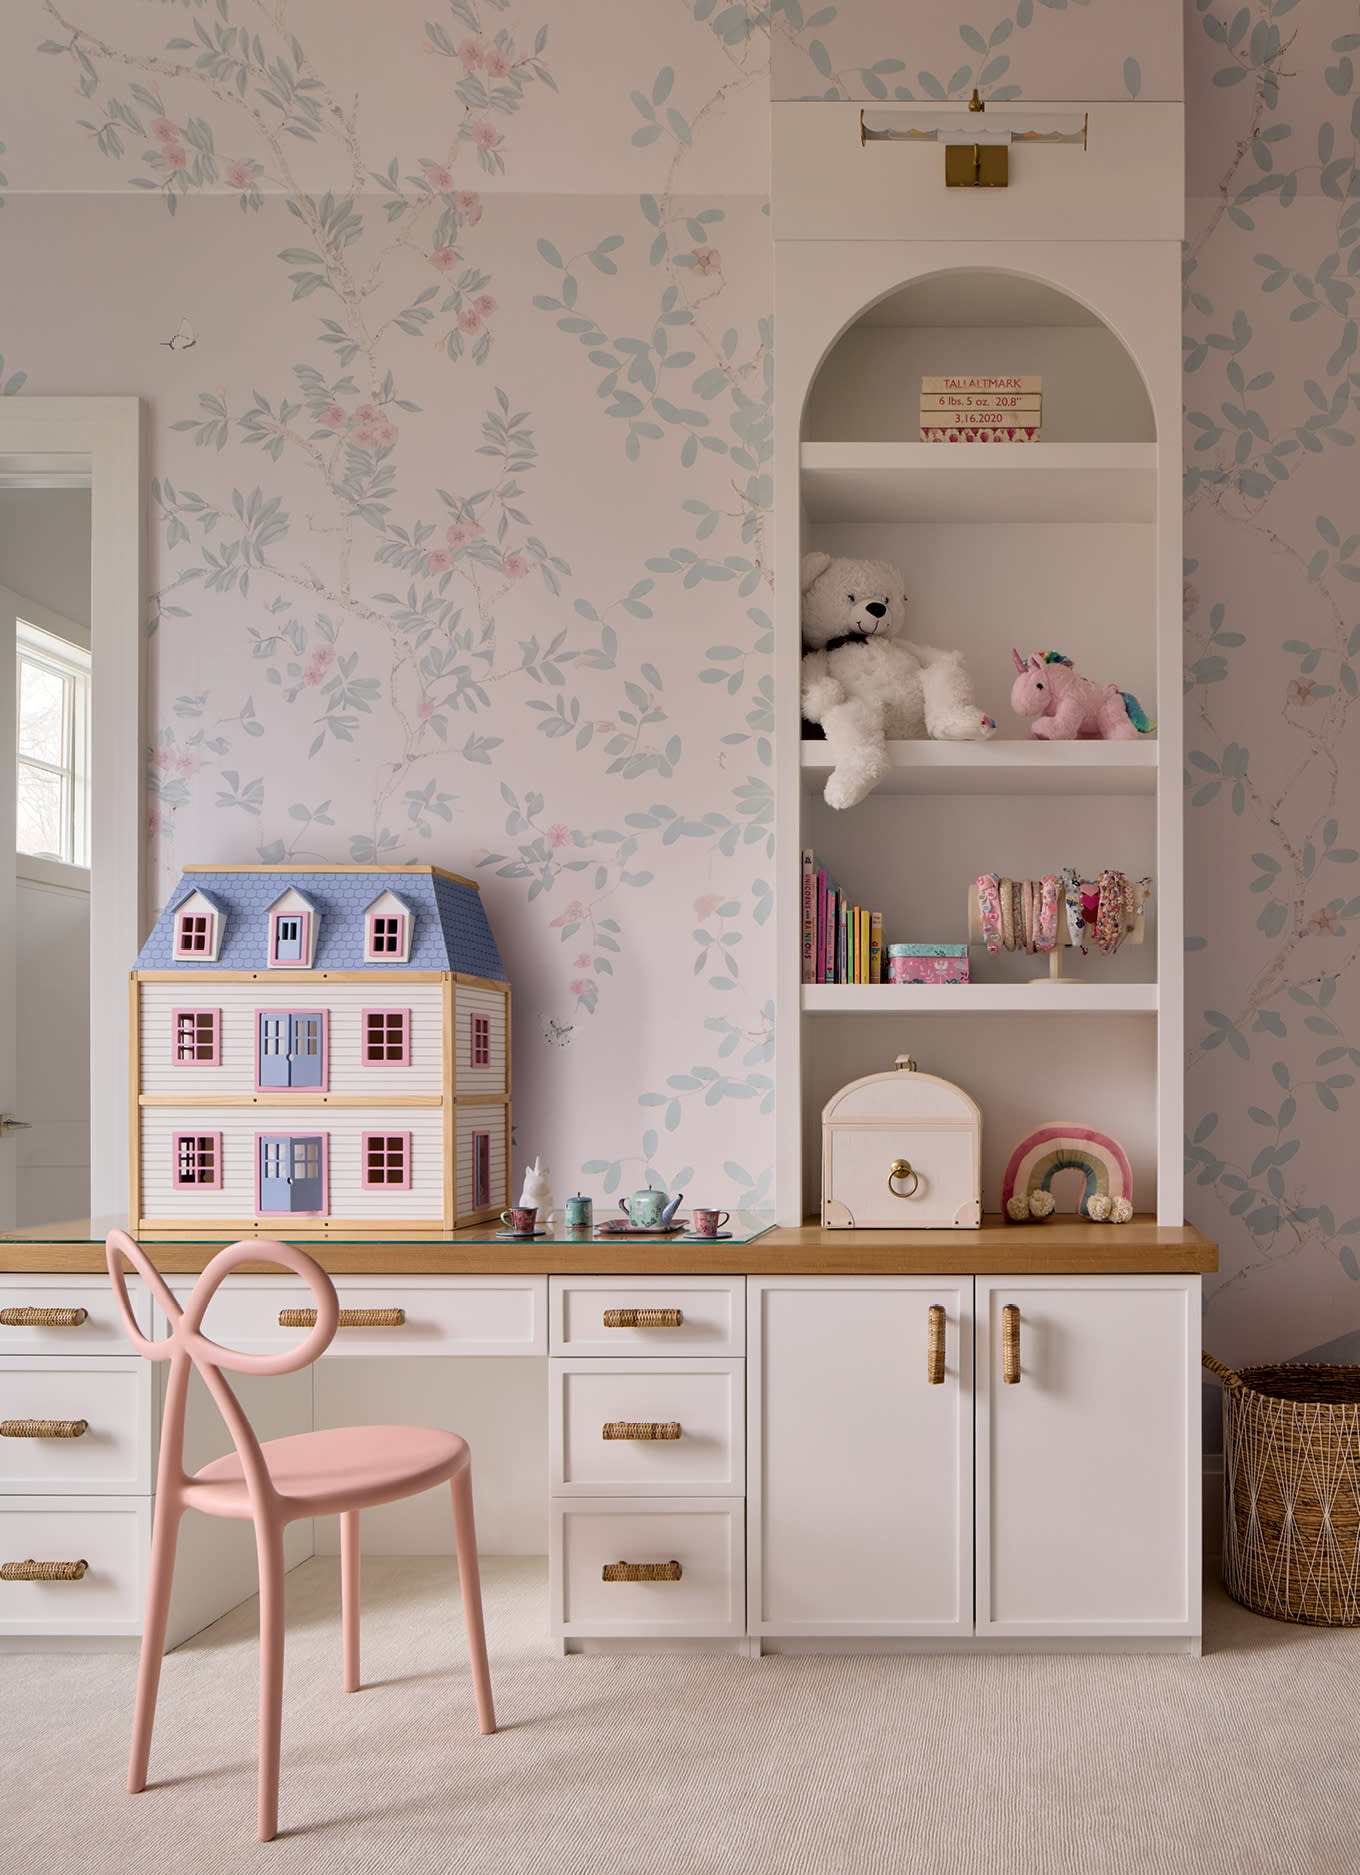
[257,1011,325,1088]
[258,1134,325,1213]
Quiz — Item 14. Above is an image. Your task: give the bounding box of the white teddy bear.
[800,552,996,810]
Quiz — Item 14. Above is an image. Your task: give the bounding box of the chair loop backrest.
[105,1231,340,1512]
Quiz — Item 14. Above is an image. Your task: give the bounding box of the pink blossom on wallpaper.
[471,123,500,150]
[457,192,483,223]
[501,551,528,578]
[417,698,435,720]
[1183,580,1200,619]
[574,952,592,966]
[424,164,455,191]
[690,248,721,275]
[163,144,189,171]
[473,293,498,316]
[1307,906,1341,936]
[547,823,572,848]
[694,894,723,919]
[445,522,472,547]
[149,117,179,143]
[425,548,454,574]
[225,161,257,191]
[1287,679,1319,705]
[569,979,588,996]
[596,719,615,732]
[430,246,460,273]
[312,645,336,669]
[457,309,482,334]
[484,49,511,79]
[458,40,485,69]
[352,411,398,448]
[550,900,588,928]
[319,405,348,430]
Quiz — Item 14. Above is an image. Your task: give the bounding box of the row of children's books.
[801,851,883,983]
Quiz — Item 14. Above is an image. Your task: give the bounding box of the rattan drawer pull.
[1002,1304,1021,1385]
[926,1305,946,1385]
[602,1309,683,1328]
[0,1307,88,1328]
[602,1421,681,1441]
[278,1308,406,1328]
[1,1558,88,1581]
[601,1559,682,1583]
[0,1418,89,1439]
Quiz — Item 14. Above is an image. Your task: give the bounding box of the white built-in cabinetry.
[773,101,1186,1226]
[749,1275,1198,1648]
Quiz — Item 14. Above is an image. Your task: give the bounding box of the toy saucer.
[495,1228,547,1239]
[679,1231,733,1240]
[597,1218,688,1236]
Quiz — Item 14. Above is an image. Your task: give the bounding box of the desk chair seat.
[106,1229,496,1842]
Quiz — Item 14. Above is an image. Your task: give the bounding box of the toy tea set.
[497,1158,731,1241]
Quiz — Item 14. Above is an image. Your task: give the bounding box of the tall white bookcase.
[773,99,1186,1228]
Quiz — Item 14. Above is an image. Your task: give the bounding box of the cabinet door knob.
[888,1158,920,1198]
[926,1305,946,1384]
[1002,1304,1022,1384]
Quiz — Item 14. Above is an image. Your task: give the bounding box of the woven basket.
[1204,1351,1360,1626]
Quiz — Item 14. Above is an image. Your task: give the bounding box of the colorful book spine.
[816,867,828,984]
[921,375,1043,392]
[801,850,815,984]
[838,901,848,983]
[823,885,838,983]
[869,912,883,984]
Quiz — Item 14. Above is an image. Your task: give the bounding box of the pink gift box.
[888,955,970,984]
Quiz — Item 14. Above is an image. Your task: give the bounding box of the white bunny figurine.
[517,1156,557,1223]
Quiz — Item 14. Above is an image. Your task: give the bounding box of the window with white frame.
[16,619,90,867]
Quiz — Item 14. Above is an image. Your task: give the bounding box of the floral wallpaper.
[1,0,1357,1377]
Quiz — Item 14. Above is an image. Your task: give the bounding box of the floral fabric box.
[887,951,970,985]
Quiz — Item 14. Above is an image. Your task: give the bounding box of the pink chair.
[106,1229,496,1841]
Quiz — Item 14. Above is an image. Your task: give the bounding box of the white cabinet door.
[976,1275,1199,1639]
[749,1276,971,1637]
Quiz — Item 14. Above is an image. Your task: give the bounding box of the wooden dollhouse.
[129,864,510,1238]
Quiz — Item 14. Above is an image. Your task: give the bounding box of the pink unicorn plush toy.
[1009,649,1155,741]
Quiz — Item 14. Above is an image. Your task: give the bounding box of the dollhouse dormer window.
[264,889,317,968]
[362,890,413,963]
[172,889,223,961]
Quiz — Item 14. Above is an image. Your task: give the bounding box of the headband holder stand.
[967,883,1146,983]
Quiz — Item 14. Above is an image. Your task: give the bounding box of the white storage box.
[822,1055,981,1229]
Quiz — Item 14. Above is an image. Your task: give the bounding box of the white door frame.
[0,398,143,1225]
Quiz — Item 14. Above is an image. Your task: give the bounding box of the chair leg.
[127,1498,184,1794]
[255,1518,287,1843]
[450,1466,496,1735]
[341,1509,360,1693]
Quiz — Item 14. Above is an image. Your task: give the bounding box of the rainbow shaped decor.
[1001,1123,1134,1224]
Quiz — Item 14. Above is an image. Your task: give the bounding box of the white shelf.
[802,984,1158,1015]
[800,443,1157,524]
[800,740,1156,797]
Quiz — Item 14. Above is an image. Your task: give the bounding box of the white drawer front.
[0,1497,149,1634]
[165,1274,546,1357]
[550,1277,744,1356]
[551,1359,743,1495]
[0,1359,152,1494]
[0,1275,152,1355]
[551,1497,745,1636]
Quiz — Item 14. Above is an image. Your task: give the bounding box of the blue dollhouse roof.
[135,866,507,979]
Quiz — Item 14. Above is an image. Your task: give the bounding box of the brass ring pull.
[2,1558,88,1581]
[1002,1304,1021,1385]
[926,1306,946,1385]
[1,1307,88,1328]
[278,1308,406,1328]
[601,1559,682,1583]
[888,1159,920,1199]
[1,1419,88,1439]
[602,1421,681,1441]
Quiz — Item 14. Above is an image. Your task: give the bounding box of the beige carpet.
[6,1557,1360,1874]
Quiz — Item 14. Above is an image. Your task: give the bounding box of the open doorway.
[0,399,142,1231]
[0,480,92,1224]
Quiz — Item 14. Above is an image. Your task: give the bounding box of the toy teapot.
[619,1183,684,1229]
